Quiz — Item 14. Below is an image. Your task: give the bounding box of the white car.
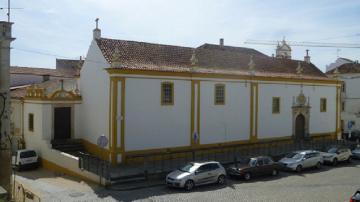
[12,149,39,171]
[166,161,226,191]
[279,150,323,172]
[320,146,352,165]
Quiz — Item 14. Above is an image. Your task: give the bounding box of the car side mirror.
[195,170,200,175]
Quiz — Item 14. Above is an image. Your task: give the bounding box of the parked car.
[227,156,280,180]
[166,161,226,191]
[350,188,360,202]
[352,146,360,159]
[279,150,323,172]
[12,149,39,171]
[320,146,352,165]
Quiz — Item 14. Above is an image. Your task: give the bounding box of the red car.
[350,189,360,202]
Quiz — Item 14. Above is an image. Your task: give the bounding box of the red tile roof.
[326,62,360,74]
[10,66,74,77]
[95,38,329,80]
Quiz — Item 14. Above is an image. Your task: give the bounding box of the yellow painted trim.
[254,83,259,140]
[190,81,195,147]
[120,78,126,153]
[250,83,254,141]
[335,86,341,138]
[160,81,174,106]
[106,68,340,85]
[109,78,114,163]
[272,97,281,114]
[197,81,201,145]
[214,83,225,105]
[40,158,98,185]
[81,139,110,160]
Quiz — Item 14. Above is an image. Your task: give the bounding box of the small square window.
[28,113,34,132]
[320,98,327,112]
[161,82,174,105]
[272,97,280,114]
[214,84,225,105]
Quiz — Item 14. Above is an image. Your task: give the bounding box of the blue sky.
[6,0,360,72]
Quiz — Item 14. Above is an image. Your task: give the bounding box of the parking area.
[14,159,360,202]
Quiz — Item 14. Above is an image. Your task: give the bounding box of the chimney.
[219,38,224,48]
[93,18,101,39]
[304,49,311,63]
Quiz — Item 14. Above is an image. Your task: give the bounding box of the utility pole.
[0,17,15,198]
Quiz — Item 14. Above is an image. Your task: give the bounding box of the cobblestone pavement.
[102,160,360,202]
[14,160,360,202]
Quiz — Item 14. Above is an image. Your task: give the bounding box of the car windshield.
[20,151,36,158]
[248,158,257,167]
[179,163,195,173]
[328,148,338,153]
[286,152,304,159]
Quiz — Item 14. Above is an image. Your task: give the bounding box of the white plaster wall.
[258,83,337,139]
[10,100,23,137]
[78,40,110,147]
[125,78,191,151]
[23,103,45,151]
[340,75,360,132]
[200,81,250,144]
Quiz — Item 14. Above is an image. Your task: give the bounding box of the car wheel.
[217,175,226,185]
[184,180,194,191]
[332,158,338,166]
[244,173,251,181]
[316,162,322,169]
[347,156,352,163]
[271,169,279,176]
[296,165,302,172]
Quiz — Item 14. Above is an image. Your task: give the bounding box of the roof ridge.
[97,37,194,49]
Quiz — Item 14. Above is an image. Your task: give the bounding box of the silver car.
[279,150,323,172]
[352,146,360,159]
[166,161,227,191]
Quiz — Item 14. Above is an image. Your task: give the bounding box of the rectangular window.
[272,97,280,114]
[28,113,34,132]
[320,98,327,112]
[342,83,346,92]
[161,82,174,105]
[214,84,225,105]
[341,101,345,112]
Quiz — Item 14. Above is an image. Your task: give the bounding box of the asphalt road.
[101,160,360,202]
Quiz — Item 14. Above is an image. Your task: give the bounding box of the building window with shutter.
[161,82,174,105]
[341,101,345,112]
[342,83,346,92]
[272,97,280,114]
[320,98,327,112]
[28,113,34,132]
[214,84,225,105]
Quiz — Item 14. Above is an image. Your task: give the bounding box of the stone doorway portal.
[292,91,311,141]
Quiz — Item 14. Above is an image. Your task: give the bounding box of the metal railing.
[78,152,110,180]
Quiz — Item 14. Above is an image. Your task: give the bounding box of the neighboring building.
[326,57,353,72]
[327,61,360,133]
[9,22,341,182]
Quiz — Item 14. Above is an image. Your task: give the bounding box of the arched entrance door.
[295,114,305,140]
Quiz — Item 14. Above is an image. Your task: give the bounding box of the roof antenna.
[95,18,99,29]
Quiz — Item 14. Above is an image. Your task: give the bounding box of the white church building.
[10,22,341,181]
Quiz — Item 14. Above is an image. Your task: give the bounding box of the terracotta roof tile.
[95,38,328,80]
[10,66,74,77]
[326,62,360,74]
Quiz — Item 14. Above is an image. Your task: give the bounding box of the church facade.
[77,26,341,164]
[10,23,341,174]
